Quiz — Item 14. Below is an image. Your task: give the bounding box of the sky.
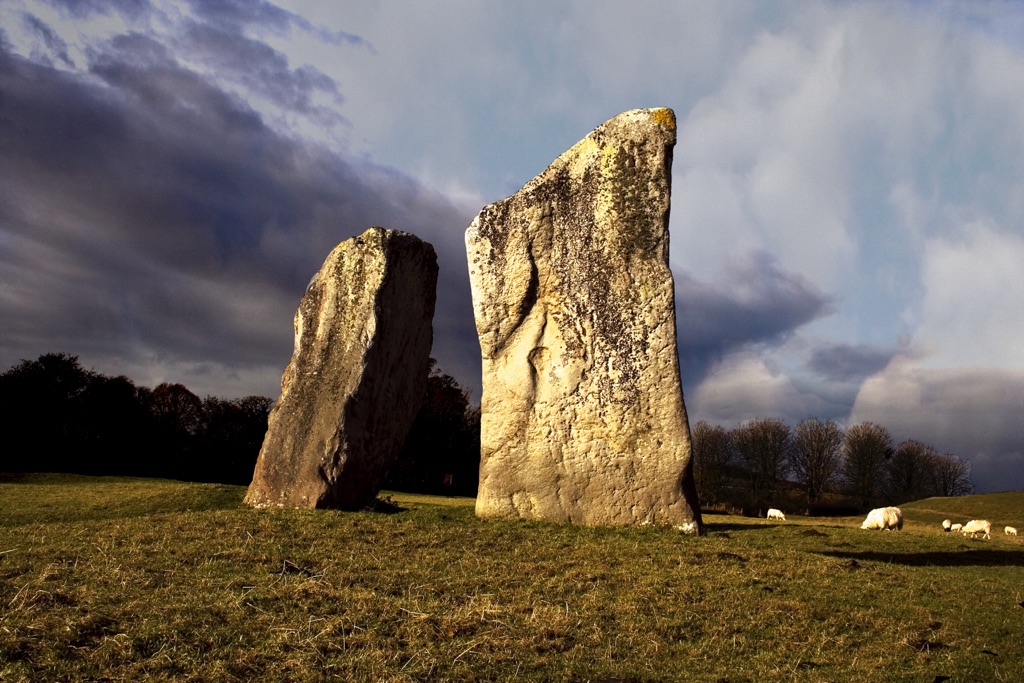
[2,0,1023,493]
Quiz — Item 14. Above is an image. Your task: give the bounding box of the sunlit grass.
[1,475,1022,681]
[902,492,1024,530]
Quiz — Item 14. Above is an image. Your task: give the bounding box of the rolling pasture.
[1,474,1021,681]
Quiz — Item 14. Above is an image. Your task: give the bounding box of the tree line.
[691,417,973,516]
[4,353,968,510]
[0,353,480,495]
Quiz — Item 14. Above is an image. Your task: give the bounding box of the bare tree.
[149,382,204,436]
[885,440,937,504]
[842,422,892,511]
[691,420,733,506]
[789,418,844,510]
[732,418,791,515]
[928,452,973,497]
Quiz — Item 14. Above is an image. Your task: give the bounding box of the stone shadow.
[703,522,776,533]
[816,548,1024,567]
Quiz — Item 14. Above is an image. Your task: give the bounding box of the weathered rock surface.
[465,108,702,531]
[245,227,437,510]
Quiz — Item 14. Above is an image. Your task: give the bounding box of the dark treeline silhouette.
[0,353,273,483]
[692,417,973,517]
[21,352,975,510]
[0,353,481,492]
[384,358,481,497]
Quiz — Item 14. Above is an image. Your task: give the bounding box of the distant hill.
[902,491,1024,528]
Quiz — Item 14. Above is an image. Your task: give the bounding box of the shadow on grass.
[817,548,1024,567]
[704,522,776,533]
[362,497,407,514]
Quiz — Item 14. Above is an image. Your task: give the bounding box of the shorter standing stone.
[244,227,437,510]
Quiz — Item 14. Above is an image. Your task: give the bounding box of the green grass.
[0,473,244,527]
[902,492,1024,530]
[1,476,1022,682]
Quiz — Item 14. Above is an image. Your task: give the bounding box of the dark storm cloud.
[39,0,369,51]
[0,33,476,394]
[851,366,1024,493]
[807,342,896,383]
[41,0,152,21]
[5,33,279,275]
[183,0,298,32]
[181,0,374,51]
[176,22,346,127]
[21,12,73,66]
[675,251,834,386]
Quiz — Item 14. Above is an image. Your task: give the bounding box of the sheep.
[942,519,952,532]
[860,506,904,531]
[767,508,785,521]
[950,523,963,533]
[961,519,991,540]
[1005,526,1018,536]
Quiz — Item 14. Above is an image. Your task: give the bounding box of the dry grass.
[1,476,1022,681]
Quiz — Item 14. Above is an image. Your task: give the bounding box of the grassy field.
[1,475,1022,682]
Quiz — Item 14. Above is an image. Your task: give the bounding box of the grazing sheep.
[950,523,963,533]
[1005,526,1018,536]
[767,508,785,521]
[961,519,991,540]
[861,506,904,531]
[942,519,952,532]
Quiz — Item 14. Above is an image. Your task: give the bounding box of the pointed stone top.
[519,107,677,197]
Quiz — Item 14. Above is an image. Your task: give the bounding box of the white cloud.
[688,350,833,426]
[671,2,968,289]
[914,221,1024,369]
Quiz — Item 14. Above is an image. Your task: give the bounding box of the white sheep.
[767,508,785,521]
[942,519,952,532]
[961,519,991,540]
[861,506,904,531]
[950,523,963,532]
[1005,526,1018,536]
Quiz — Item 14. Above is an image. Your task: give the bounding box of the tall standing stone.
[245,227,437,510]
[465,108,702,531]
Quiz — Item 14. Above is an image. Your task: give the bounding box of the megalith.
[245,227,437,510]
[465,108,702,531]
